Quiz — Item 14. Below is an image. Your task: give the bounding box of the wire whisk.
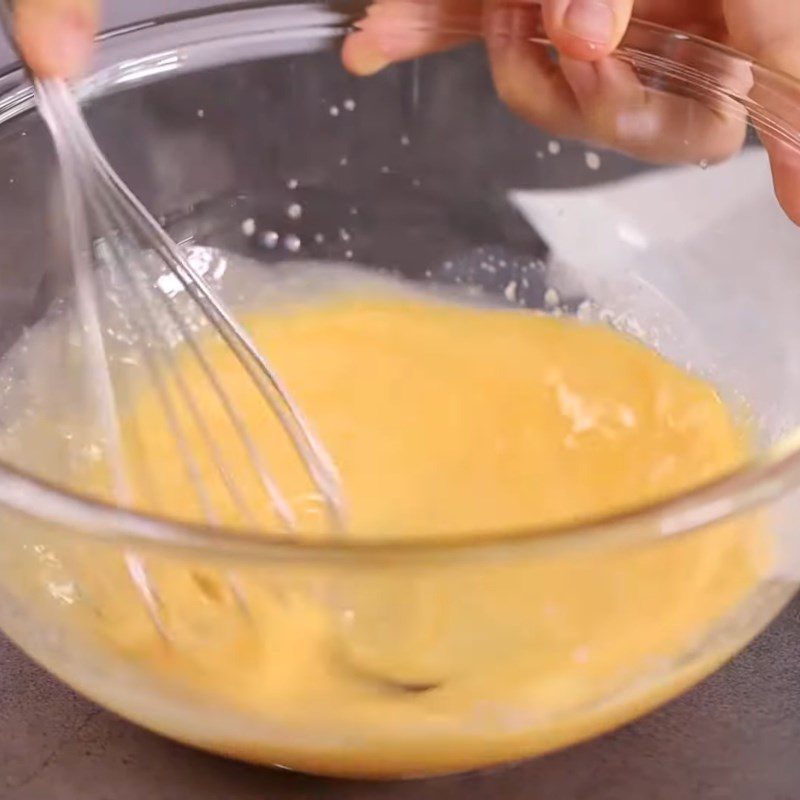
[26,76,345,638]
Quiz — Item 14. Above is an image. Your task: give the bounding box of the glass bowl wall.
[0,1,798,779]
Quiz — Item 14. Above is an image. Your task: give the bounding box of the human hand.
[9,1,800,221]
[12,0,97,78]
[343,1,800,223]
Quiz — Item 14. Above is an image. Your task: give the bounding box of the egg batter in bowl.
[0,259,768,778]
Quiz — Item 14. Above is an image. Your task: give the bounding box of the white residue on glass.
[577,300,594,322]
[544,288,561,309]
[585,151,601,171]
[284,234,302,253]
[262,231,279,249]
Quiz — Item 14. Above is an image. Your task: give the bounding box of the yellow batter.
[123,292,750,534]
[12,285,767,778]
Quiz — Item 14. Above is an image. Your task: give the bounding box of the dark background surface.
[2,597,800,799]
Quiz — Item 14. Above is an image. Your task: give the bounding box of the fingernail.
[353,45,391,74]
[563,0,615,45]
[344,32,391,75]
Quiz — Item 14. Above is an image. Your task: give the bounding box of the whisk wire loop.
[31,76,346,640]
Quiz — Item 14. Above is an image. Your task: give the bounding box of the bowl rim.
[1,0,799,562]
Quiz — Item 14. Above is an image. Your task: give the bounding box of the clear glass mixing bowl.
[0,0,799,780]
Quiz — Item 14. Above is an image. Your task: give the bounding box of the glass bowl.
[0,0,798,780]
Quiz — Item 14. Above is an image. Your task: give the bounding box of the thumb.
[15,0,97,78]
[724,0,800,74]
[541,0,634,61]
[724,0,800,223]
[342,0,482,76]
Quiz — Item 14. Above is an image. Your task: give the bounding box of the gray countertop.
[2,595,799,799]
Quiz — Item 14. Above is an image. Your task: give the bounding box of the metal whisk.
[2,10,345,636]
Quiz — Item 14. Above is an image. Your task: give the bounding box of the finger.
[342,0,482,76]
[632,0,725,35]
[541,0,635,61]
[724,0,800,224]
[724,0,800,69]
[486,0,747,165]
[762,137,800,225]
[763,125,800,228]
[15,0,97,77]
[486,2,584,138]
[560,53,748,164]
